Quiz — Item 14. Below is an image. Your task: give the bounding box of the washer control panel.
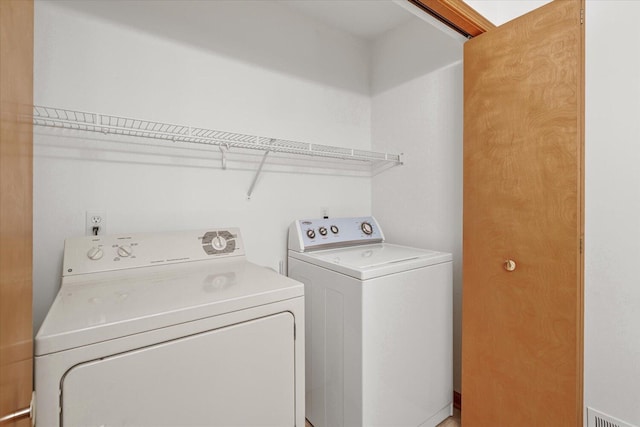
[63,228,244,276]
[288,216,384,252]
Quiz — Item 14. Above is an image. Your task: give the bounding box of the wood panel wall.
[0,0,34,425]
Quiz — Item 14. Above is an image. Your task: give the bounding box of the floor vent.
[587,407,637,427]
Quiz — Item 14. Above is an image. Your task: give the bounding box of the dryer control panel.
[288,216,384,252]
[63,228,244,276]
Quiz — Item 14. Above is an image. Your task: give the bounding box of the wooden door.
[462,0,584,425]
[0,0,34,425]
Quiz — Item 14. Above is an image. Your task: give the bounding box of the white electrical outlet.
[321,207,329,219]
[86,211,106,236]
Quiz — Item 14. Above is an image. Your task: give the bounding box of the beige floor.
[305,408,461,427]
[436,408,461,427]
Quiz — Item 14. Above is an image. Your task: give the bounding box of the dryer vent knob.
[212,236,227,251]
[87,247,104,260]
[117,245,133,257]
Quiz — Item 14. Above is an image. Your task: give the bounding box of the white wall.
[584,2,640,425]
[33,0,374,332]
[370,17,465,390]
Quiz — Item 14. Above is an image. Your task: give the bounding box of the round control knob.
[306,229,316,239]
[212,235,227,251]
[361,221,373,235]
[87,247,104,260]
[330,225,339,234]
[117,245,132,257]
[319,227,328,236]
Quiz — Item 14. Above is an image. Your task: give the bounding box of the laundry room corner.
[31,0,376,333]
[370,14,465,392]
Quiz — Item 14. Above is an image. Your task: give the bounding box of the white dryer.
[35,228,304,427]
[288,217,452,427]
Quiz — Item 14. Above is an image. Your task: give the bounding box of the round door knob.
[87,247,104,260]
[504,259,517,272]
[117,245,132,257]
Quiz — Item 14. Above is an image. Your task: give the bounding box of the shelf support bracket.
[247,150,270,200]
[219,143,230,170]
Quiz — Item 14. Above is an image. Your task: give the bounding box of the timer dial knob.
[318,227,328,236]
[306,229,316,239]
[330,225,339,234]
[212,235,227,251]
[87,247,104,260]
[361,221,373,235]
[117,245,132,257]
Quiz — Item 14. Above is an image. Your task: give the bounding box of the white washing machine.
[35,228,304,427]
[288,217,452,427]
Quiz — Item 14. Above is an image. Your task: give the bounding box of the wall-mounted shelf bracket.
[219,142,230,169]
[247,148,271,200]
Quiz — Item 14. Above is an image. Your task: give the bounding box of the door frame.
[410,0,584,422]
[409,0,495,37]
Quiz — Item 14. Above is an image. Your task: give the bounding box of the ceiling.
[278,1,554,41]
[278,0,416,40]
[464,0,553,26]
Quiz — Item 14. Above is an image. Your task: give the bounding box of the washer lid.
[290,243,452,280]
[35,259,303,356]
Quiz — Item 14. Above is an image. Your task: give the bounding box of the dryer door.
[61,312,295,426]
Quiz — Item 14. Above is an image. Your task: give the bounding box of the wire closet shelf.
[32,106,403,166]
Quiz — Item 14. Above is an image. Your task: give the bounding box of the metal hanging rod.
[31,106,403,166]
